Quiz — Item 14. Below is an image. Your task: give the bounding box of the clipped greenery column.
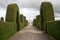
[20,14,23,23]
[1,17,4,22]
[6,4,20,31]
[36,15,41,29]
[40,2,54,31]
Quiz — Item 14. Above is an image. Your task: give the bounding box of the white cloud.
[20,8,39,21]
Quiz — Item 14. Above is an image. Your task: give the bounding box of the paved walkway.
[8,23,55,40]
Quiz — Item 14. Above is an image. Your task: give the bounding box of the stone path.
[8,23,55,40]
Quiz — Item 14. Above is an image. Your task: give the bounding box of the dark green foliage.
[6,4,20,31]
[25,20,28,26]
[36,15,41,29]
[20,22,25,30]
[20,14,28,30]
[20,14,24,22]
[40,2,54,30]
[23,16,28,26]
[33,15,41,29]
[0,22,16,40]
[1,17,4,22]
[33,19,36,26]
[46,20,60,40]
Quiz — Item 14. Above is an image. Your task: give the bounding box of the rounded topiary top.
[6,3,20,22]
[40,2,54,21]
[1,17,4,21]
[6,3,20,31]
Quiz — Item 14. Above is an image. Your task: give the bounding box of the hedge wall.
[36,15,41,29]
[20,14,24,22]
[20,22,25,30]
[46,20,60,40]
[33,15,41,30]
[6,4,20,31]
[0,22,16,40]
[40,2,54,30]
[1,17,4,22]
[33,19,36,26]
[20,14,28,30]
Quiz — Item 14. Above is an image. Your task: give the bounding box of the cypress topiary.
[33,19,36,26]
[40,2,54,31]
[20,14,28,30]
[1,17,4,22]
[36,15,41,28]
[20,14,23,22]
[6,4,20,31]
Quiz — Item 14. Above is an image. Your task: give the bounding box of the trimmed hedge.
[25,20,28,26]
[33,15,41,29]
[20,14,24,22]
[6,4,20,31]
[46,20,60,40]
[20,14,28,30]
[0,22,16,40]
[40,2,54,30]
[20,22,25,30]
[33,19,36,26]
[36,15,41,29]
[1,17,4,22]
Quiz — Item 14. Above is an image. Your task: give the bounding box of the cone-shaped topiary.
[40,2,54,31]
[6,4,20,31]
[1,17,4,22]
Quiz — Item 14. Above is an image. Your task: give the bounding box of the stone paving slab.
[8,24,55,40]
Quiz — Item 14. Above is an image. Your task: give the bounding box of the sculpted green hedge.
[0,22,16,40]
[6,4,20,31]
[40,2,54,30]
[1,17,4,22]
[33,15,41,29]
[47,20,60,40]
[0,3,28,40]
[20,14,28,30]
[33,19,36,26]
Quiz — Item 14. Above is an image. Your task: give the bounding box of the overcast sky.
[0,0,60,22]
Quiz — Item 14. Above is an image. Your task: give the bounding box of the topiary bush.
[46,20,60,40]
[6,4,20,31]
[40,2,54,31]
[35,15,41,29]
[33,15,41,30]
[33,19,36,26]
[1,17,4,22]
[20,14,24,22]
[0,22,16,40]
[25,20,28,26]
[20,14,28,30]
[20,22,25,30]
